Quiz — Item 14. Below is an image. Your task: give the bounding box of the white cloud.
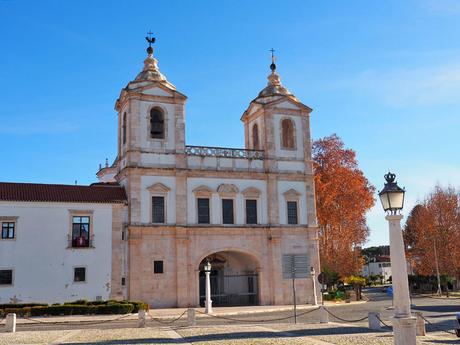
[336,63,460,107]
[421,0,460,15]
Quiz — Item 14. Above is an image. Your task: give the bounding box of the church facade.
[0,38,321,308]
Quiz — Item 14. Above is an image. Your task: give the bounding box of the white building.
[0,183,126,304]
[0,36,321,307]
[362,257,392,284]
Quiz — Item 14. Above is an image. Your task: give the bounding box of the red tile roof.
[0,182,127,204]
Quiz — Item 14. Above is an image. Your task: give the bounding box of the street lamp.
[379,172,416,345]
[203,259,213,314]
[379,172,405,214]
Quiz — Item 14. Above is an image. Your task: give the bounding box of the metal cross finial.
[269,48,276,71]
[270,48,275,62]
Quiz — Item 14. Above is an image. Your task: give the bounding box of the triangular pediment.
[242,187,261,197]
[142,86,173,97]
[248,103,262,115]
[283,188,302,198]
[276,100,301,110]
[147,182,171,193]
[268,96,312,112]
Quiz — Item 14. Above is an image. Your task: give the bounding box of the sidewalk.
[6,301,365,325]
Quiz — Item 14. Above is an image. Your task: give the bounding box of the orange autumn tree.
[404,185,460,290]
[313,134,375,277]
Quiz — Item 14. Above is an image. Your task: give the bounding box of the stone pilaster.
[175,227,190,307]
[267,174,279,225]
[110,204,125,300]
[269,230,284,304]
[175,172,187,226]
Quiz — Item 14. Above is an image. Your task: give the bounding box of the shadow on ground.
[62,326,376,344]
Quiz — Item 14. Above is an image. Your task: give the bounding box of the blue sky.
[1,0,459,246]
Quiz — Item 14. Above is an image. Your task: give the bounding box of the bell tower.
[241,50,313,173]
[115,33,187,171]
[112,34,188,224]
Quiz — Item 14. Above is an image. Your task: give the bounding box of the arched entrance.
[198,251,260,307]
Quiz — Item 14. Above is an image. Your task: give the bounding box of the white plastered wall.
[277,181,308,225]
[0,202,113,304]
[140,176,176,224]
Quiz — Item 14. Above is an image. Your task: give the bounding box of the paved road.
[7,288,460,335]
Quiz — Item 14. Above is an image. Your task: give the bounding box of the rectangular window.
[1,222,15,239]
[152,196,165,223]
[121,277,126,286]
[197,198,210,224]
[0,270,13,285]
[74,267,86,282]
[222,199,234,224]
[154,260,164,274]
[72,216,90,247]
[287,201,298,225]
[245,199,258,224]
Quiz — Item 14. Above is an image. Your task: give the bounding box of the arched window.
[122,112,127,144]
[252,124,260,150]
[281,118,295,149]
[150,108,165,139]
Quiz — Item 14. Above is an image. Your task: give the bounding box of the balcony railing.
[186,145,264,160]
[68,234,95,249]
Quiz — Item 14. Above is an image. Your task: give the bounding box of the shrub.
[30,306,48,316]
[3,307,31,317]
[94,303,134,315]
[0,303,47,309]
[2,300,141,316]
[128,301,148,312]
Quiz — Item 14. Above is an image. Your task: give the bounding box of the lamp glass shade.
[379,172,405,213]
[204,261,211,272]
[379,192,391,211]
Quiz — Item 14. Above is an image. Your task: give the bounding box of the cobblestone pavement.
[0,322,457,345]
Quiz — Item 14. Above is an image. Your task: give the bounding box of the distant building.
[362,256,391,283]
[0,37,321,307]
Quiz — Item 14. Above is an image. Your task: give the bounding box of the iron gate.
[199,272,259,306]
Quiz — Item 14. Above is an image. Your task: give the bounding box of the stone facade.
[96,41,321,308]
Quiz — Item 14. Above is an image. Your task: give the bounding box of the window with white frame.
[72,216,91,247]
[1,221,15,239]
